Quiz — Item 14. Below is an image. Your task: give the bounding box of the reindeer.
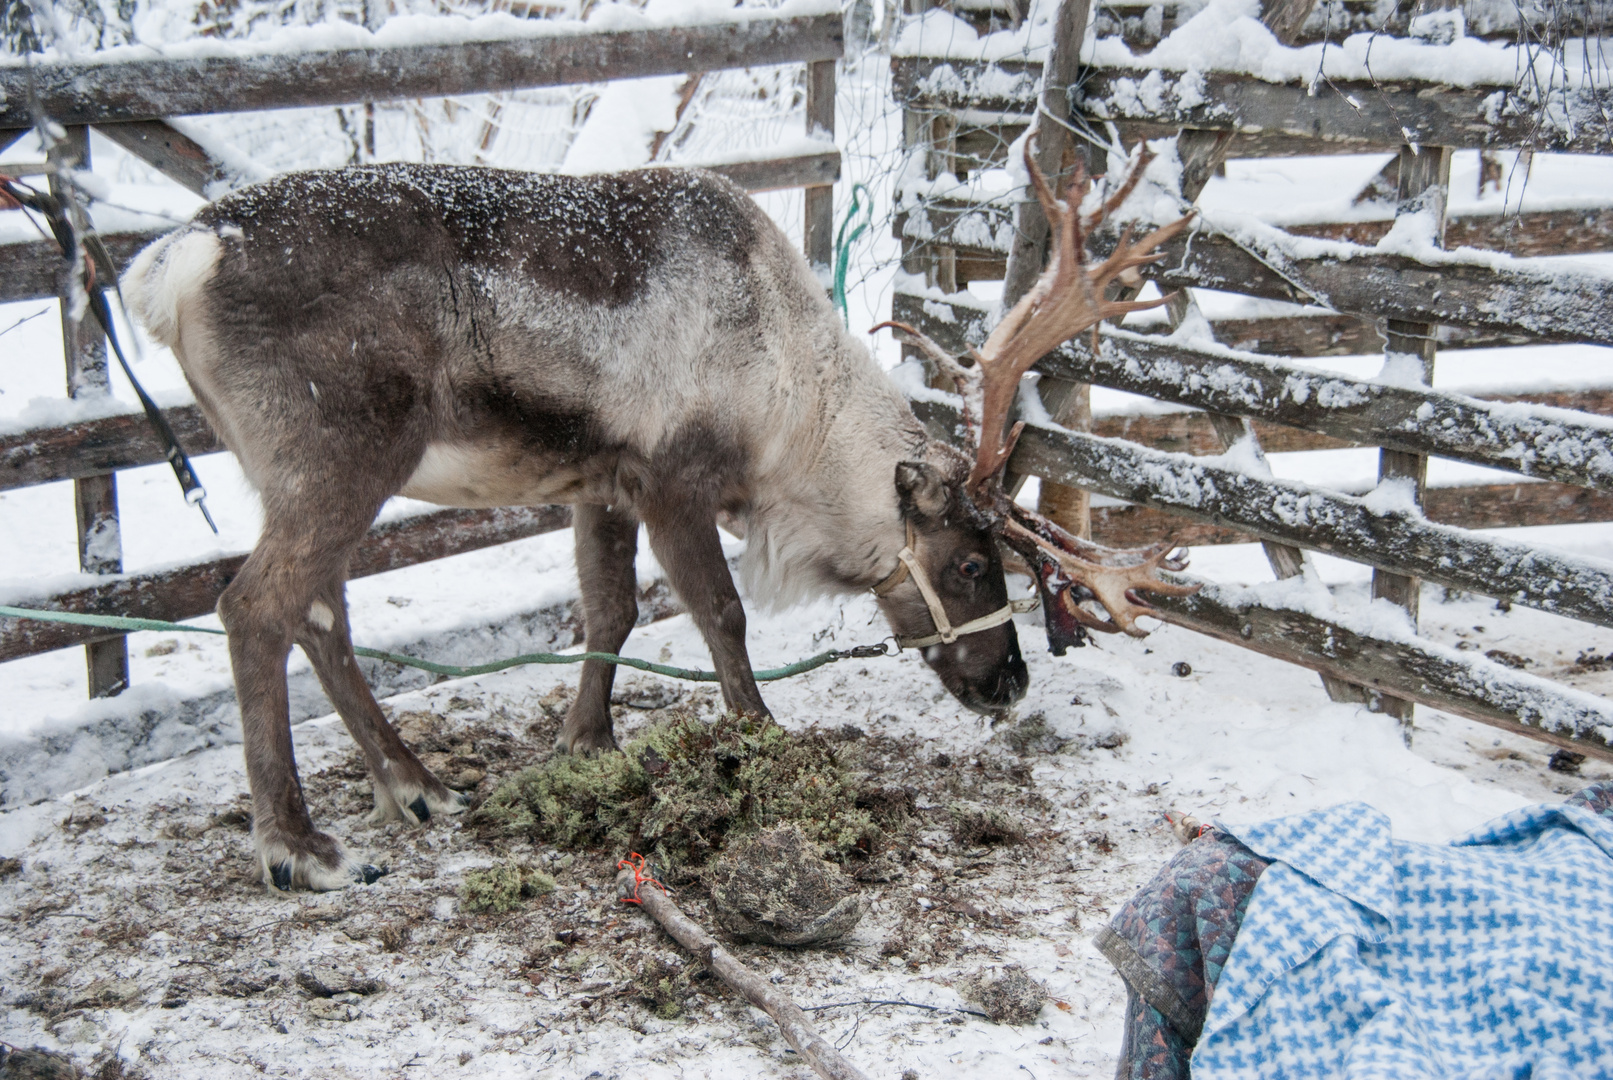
[122,145,1189,891]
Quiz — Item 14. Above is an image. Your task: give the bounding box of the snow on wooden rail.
[0,11,845,130]
[891,293,1613,493]
[912,399,1613,628]
[1152,579,1613,761]
[895,201,1613,345]
[890,57,1613,153]
[1094,482,1613,547]
[0,505,572,661]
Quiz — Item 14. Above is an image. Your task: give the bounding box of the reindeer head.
[869,447,1030,714]
[877,139,1201,680]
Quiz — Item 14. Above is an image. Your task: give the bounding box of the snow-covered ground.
[4,3,1613,1075]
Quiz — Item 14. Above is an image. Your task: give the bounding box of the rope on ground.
[0,605,895,684]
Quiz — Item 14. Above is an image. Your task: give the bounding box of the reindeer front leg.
[643,512,768,718]
[559,503,642,754]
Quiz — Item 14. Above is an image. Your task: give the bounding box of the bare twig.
[806,998,991,1018]
[613,866,872,1080]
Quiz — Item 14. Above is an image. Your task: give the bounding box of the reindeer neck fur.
[737,333,930,611]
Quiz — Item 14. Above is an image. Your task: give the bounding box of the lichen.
[963,964,1048,1025]
[474,711,878,876]
[459,861,556,914]
[948,801,1027,846]
[707,824,869,946]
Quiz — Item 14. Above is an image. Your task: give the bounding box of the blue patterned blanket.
[1100,782,1613,1079]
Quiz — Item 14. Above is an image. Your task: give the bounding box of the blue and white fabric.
[1191,797,1613,1079]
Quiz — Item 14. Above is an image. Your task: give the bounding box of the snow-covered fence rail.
[892,0,1613,757]
[0,506,573,662]
[899,295,1613,493]
[898,198,1613,344]
[1156,580,1613,759]
[916,399,1613,628]
[891,58,1613,154]
[0,6,845,699]
[0,11,843,131]
[1080,0,1613,51]
[915,401,1613,758]
[1091,480,1613,548]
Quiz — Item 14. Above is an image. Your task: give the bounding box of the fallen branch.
[612,865,872,1080]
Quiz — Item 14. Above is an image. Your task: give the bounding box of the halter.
[871,520,1038,649]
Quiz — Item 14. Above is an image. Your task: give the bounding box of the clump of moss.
[963,964,1048,1025]
[475,711,877,875]
[459,861,556,913]
[948,800,1027,846]
[630,952,695,1019]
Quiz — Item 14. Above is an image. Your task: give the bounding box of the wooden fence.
[0,6,843,697]
[892,0,1613,761]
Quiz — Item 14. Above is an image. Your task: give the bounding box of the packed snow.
[4,0,1613,1076]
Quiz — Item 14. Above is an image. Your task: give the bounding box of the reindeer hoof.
[271,860,387,889]
[261,833,383,892]
[370,778,471,826]
[556,725,619,756]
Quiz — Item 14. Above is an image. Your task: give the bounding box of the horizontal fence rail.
[1153,581,1613,761]
[890,58,1613,153]
[914,399,1613,628]
[0,505,572,660]
[895,201,1613,345]
[894,295,1613,492]
[901,199,1613,266]
[1093,480,1613,547]
[0,11,845,130]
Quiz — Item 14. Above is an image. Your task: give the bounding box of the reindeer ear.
[895,461,950,522]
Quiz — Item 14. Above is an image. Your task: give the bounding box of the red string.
[617,852,668,905]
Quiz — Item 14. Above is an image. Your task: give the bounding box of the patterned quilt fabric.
[1099,782,1613,1080]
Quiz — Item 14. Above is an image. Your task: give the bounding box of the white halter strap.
[870,521,1037,649]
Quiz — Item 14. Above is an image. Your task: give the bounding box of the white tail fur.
[121,229,223,351]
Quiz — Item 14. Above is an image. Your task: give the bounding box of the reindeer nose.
[993,655,1029,707]
[983,637,1028,709]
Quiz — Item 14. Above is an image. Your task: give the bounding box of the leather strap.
[871,521,917,597]
[870,519,1037,649]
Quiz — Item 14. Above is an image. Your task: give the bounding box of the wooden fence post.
[1003,0,1094,537]
[804,58,836,274]
[50,128,129,698]
[1373,143,1452,733]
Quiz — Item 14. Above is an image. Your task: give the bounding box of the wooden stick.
[613,867,873,1080]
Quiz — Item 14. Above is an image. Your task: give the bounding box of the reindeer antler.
[887,137,1201,652]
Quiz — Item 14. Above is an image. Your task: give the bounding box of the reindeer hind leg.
[219,523,384,891]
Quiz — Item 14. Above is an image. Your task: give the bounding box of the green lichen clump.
[475,711,877,875]
[460,861,557,913]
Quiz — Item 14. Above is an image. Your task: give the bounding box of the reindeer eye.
[958,558,985,580]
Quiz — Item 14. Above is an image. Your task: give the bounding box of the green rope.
[831,182,873,327]
[0,605,892,684]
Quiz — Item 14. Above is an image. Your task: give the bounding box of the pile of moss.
[475,711,877,876]
[460,861,557,913]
